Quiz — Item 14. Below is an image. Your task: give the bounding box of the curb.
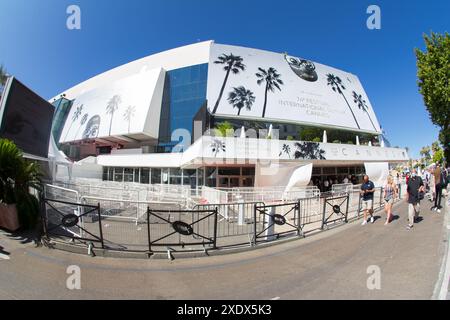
[433,191,450,300]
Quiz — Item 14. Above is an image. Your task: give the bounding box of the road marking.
[271,296,280,300]
[0,253,10,260]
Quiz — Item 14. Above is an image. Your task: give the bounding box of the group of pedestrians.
[359,162,449,230]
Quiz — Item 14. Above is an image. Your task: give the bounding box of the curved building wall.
[207,43,381,134]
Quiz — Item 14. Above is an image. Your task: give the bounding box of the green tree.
[433,148,444,164]
[227,86,255,116]
[420,146,431,165]
[255,67,284,118]
[0,139,42,229]
[415,32,450,164]
[214,121,234,137]
[212,54,246,114]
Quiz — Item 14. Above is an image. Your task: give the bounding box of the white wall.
[51,41,212,101]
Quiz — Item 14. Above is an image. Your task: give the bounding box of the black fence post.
[213,207,218,249]
[147,207,151,254]
[321,196,327,230]
[357,193,362,218]
[253,204,257,246]
[379,187,383,209]
[296,200,301,237]
[40,195,49,239]
[345,193,350,223]
[96,203,104,249]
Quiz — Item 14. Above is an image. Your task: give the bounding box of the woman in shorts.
[383,176,398,225]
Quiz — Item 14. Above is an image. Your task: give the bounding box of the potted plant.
[0,139,42,231]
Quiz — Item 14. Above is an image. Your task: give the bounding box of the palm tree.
[227,86,255,116]
[123,105,136,133]
[211,54,246,114]
[63,104,83,141]
[352,91,376,131]
[326,74,360,129]
[73,113,89,140]
[106,95,122,135]
[255,67,284,118]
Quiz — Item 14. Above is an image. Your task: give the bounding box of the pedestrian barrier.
[40,182,406,256]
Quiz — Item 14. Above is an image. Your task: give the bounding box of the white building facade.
[50,41,408,189]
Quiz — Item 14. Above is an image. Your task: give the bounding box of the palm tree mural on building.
[123,105,136,133]
[212,54,246,114]
[293,142,326,160]
[106,95,122,136]
[352,91,377,131]
[256,67,284,118]
[64,104,83,141]
[74,113,89,140]
[326,73,360,129]
[279,143,292,158]
[210,139,226,157]
[227,86,255,116]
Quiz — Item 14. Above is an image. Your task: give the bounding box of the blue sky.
[0,0,448,158]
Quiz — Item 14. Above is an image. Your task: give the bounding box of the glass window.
[323,167,336,175]
[134,168,140,183]
[123,168,134,182]
[183,169,196,189]
[206,167,217,187]
[337,167,349,174]
[108,167,114,181]
[169,168,182,185]
[161,168,169,184]
[218,167,241,176]
[140,168,150,184]
[151,168,161,184]
[114,167,123,182]
[102,167,108,181]
[197,168,204,187]
[241,167,255,176]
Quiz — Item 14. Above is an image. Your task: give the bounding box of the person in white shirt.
[323,178,329,191]
[343,176,349,184]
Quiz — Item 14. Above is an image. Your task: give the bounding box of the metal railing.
[41,184,406,255]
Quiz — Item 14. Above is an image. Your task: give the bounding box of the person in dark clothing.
[406,169,425,230]
[432,163,443,211]
[360,175,375,225]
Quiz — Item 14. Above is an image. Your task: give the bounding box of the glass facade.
[159,64,208,151]
[51,98,73,144]
[101,166,256,189]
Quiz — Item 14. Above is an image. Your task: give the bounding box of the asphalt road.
[0,199,447,300]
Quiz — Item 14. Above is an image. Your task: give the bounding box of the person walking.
[433,163,443,212]
[383,176,398,225]
[406,169,425,230]
[360,175,375,225]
